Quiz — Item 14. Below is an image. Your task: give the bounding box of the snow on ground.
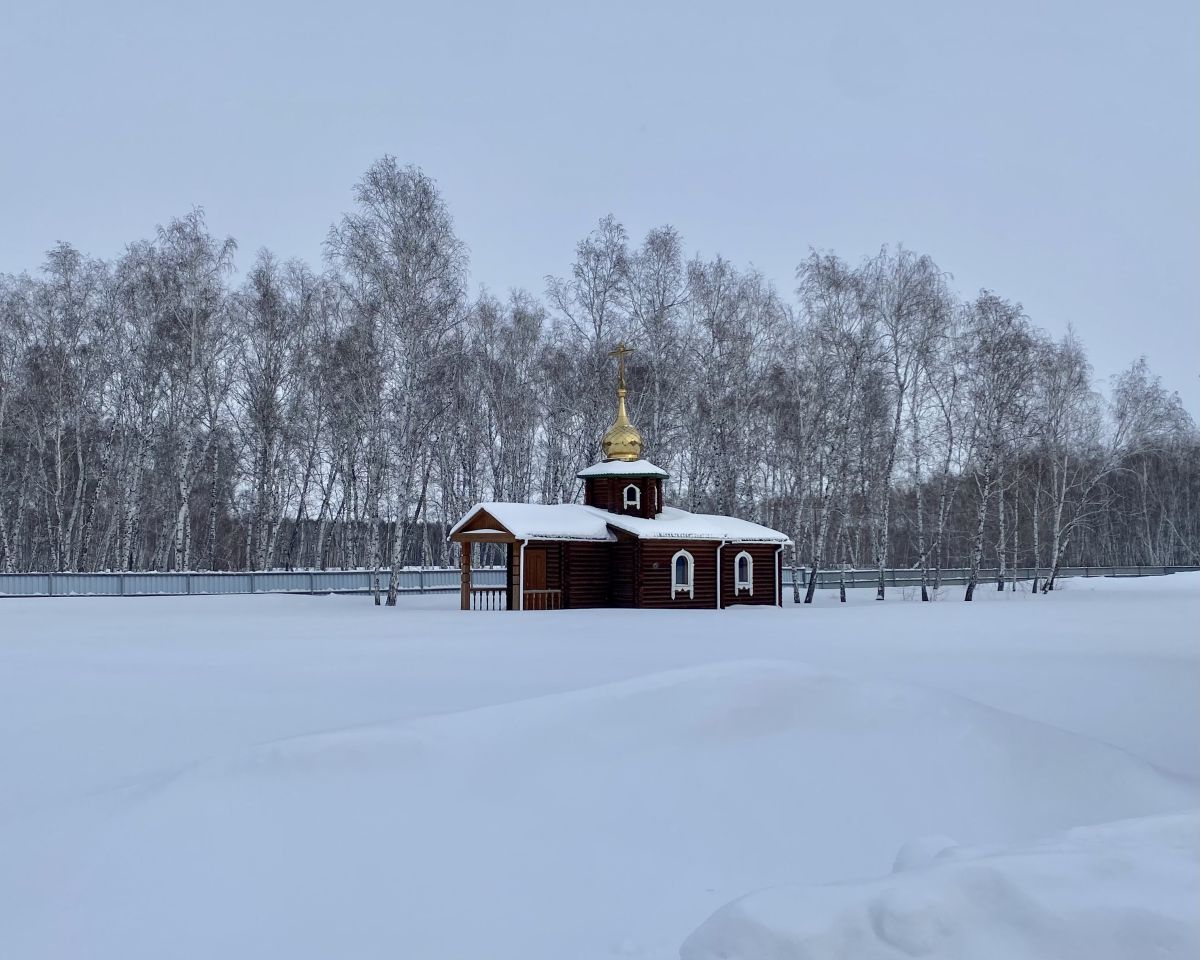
[0,575,1196,959]
[683,811,1200,960]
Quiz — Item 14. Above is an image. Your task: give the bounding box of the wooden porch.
[521,588,563,610]
[466,586,562,610]
[454,532,517,611]
[451,508,564,611]
[450,506,585,611]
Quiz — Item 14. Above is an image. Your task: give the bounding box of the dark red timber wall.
[636,539,720,609]
[562,541,613,608]
[516,537,780,610]
[520,543,563,589]
[610,536,638,607]
[583,476,664,519]
[718,543,783,607]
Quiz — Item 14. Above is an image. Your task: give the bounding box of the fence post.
[249,571,256,594]
[309,571,316,594]
[47,572,54,597]
[119,573,125,597]
[186,573,193,595]
[418,568,425,594]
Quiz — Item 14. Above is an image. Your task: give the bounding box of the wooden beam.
[511,542,522,611]
[460,542,471,610]
[505,542,514,610]
[451,532,516,543]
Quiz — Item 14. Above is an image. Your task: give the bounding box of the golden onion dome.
[601,386,643,462]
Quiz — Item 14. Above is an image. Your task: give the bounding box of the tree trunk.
[996,473,1007,591]
[912,405,929,602]
[1043,457,1068,592]
[804,474,834,605]
[965,468,992,601]
[386,457,434,607]
[205,444,220,570]
[1031,469,1042,594]
[1010,489,1019,592]
[122,433,149,571]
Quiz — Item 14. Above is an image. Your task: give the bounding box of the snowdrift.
[3,660,1194,960]
[682,811,1200,960]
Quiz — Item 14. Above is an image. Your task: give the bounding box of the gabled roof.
[577,458,670,479]
[449,503,613,541]
[449,502,790,544]
[602,506,791,543]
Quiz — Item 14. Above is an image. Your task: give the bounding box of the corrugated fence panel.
[56,574,122,596]
[420,569,459,591]
[310,571,372,593]
[0,574,52,596]
[189,574,250,595]
[253,572,313,594]
[122,574,190,595]
[392,571,419,592]
[475,569,507,587]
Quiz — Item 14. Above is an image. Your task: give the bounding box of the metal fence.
[0,564,1194,599]
[787,565,1200,590]
[0,568,507,598]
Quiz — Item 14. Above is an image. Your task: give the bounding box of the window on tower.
[623,483,641,510]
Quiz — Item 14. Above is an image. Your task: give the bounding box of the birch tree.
[327,158,467,606]
[960,293,1037,601]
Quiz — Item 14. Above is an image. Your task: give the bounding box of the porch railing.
[522,589,563,611]
[470,586,508,610]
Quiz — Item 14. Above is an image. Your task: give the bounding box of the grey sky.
[3,0,1197,411]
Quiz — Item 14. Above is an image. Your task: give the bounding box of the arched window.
[734,550,753,595]
[623,483,641,510]
[671,549,694,598]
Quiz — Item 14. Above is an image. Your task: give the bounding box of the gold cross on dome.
[609,342,634,389]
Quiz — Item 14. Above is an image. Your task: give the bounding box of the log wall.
[719,543,782,607]
[583,476,664,519]
[636,539,720,609]
[610,538,638,607]
[514,537,782,610]
[562,541,612,607]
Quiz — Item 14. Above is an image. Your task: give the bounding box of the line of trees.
[1,157,1196,602]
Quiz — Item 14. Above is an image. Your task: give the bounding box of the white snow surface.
[451,501,790,542]
[577,458,671,478]
[0,574,1197,959]
[683,811,1200,960]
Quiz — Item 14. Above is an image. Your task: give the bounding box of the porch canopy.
[448,503,614,609]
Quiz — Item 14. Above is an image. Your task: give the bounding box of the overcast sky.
[2,0,1197,410]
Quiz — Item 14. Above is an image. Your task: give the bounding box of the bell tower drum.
[578,342,669,518]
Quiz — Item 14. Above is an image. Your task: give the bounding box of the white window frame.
[623,483,641,510]
[734,550,754,596]
[671,548,694,599]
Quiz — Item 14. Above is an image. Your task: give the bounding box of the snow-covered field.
[1,576,1197,959]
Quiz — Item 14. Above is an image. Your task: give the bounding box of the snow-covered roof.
[576,459,670,479]
[449,503,614,541]
[450,502,790,544]
[601,506,791,543]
